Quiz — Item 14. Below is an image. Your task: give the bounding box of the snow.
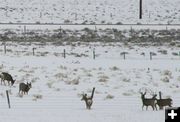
[0,0,179,24]
[0,0,179,121]
[0,42,180,122]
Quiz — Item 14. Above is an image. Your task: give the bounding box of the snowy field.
[0,0,179,121]
[0,0,179,24]
[0,42,180,122]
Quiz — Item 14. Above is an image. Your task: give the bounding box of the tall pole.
[139,0,142,19]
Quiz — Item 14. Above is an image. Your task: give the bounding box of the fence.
[1,44,180,60]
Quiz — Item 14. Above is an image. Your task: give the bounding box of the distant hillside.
[0,0,179,24]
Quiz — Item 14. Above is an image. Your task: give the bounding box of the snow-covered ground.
[0,42,180,122]
[0,0,179,121]
[0,0,179,24]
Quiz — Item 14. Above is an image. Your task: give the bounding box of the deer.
[19,82,32,95]
[81,87,95,110]
[0,72,15,86]
[140,89,157,111]
[155,92,172,110]
[156,98,172,110]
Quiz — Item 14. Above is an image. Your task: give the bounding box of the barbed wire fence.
[0,44,180,60]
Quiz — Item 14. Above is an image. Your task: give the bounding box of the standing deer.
[156,98,172,110]
[0,72,15,86]
[81,87,95,109]
[140,92,157,111]
[155,92,172,110]
[19,82,32,95]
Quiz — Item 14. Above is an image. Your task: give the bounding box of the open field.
[0,42,180,122]
[0,0,179,24]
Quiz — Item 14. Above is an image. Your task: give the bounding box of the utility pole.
[139,0,142,19]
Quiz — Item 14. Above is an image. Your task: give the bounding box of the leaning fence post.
[6,90,11,109]
[93,48,95,60]
[159,91,163,110]
[63,49,66,58]
[159,91,162,99]
[4,44,6,54]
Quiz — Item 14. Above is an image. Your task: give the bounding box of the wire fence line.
[0,46,180,60]
[0,23,180,26]
[1,87,180,109]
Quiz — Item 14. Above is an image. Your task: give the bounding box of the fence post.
[60,26,62,33]
[6,90,11,109]
[139,0,142,19]
[75,13,77,20]
[159,91,162,99]
[123,53,126,60]
[159,91,163,110]
[150,52,152,60]
[4,44,6,54]
[93,48,95,60]
[24,25,26,41]
[63,49,66,58]
[33,48,36,56]
[95,26,97,32]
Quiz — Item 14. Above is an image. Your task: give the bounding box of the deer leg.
[152,105,154,111]
[146,106,148,110]
[3,80,6,86]
[88,105,91,109]
[19,90,22,95]
[1,78,3,85]
[142,105,144,110]
[155,104,157,111]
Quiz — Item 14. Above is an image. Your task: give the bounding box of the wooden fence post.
[123,53,126,60]
[6,90,11,109]
[121,52,127,60]
[33,48,36,56]
[24,25,26,41]
[139,0,142,19]
[93,48,95,60]
[150,52,152,60]
[159,91,163,110]
[63,49,66,58]
[4,44,6,54]
[159,91,162,99]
